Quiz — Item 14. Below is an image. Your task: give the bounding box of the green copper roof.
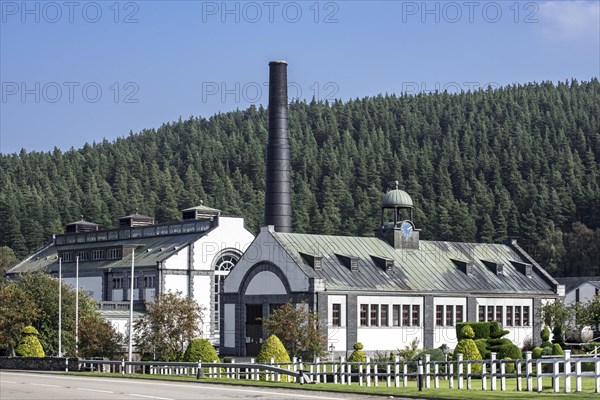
[381,189,413,208]
[181,203,221,214]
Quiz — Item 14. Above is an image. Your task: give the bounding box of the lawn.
[70,372,600,399]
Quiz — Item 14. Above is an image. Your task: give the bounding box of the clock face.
[401,221,413,237]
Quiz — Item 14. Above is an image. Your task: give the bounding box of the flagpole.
[58,257,62,357]
[75,255,79,357]
[128,249,135,367]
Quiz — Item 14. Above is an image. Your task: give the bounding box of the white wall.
[163,246,189,270]
[476,297,533,347]
[564,283,600,306]
[193,275,211,333]
[355,295,424,351]
[63,276,103,301]
[164,275,188,296]
[193,217,254,271]
[433,297,467,348]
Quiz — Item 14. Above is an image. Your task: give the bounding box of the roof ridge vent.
[452,258,474,277]
[510,260,532,278]
[481,260,504,276]
[370,255,394,272]
[335,253,359,271]
[299,252,322,270]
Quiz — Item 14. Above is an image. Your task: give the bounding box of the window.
[360,304,369,326]
[515,306,522,326]
[393,305,401,326]
[412,305,420,326]
[60,252,73,262]
[91,249,105,261]
[496,306,503,324]
[332,304,341,327]
[523,306,530,326]
[478,306,485,322]
[370,304,379,326]
[506,306,513,326]
[576,288,580,303]
[402,305,410,326]
[446,305,454,326]
[77,251,89,261]
[107,248,122,260]
[456,305,464,323]
[112,277,123,289]
[381,304,389,327]
[487,305,494,322]
[144,276,155,288]
[213,253,240,332]
[436,305,444,326]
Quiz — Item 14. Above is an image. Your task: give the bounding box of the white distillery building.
[220,188,565,357]
[8,204,255,344]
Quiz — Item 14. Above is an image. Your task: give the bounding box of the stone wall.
[0,356,78,371]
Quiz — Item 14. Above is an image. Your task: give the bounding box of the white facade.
[564,282,600,305]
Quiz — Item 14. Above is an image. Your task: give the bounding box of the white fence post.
[359,363,363,386]
[466,361,472,390]
[457,354,463,389]
[481,361,487,391]
[366,356,371,387]
[374,363,379,387]
[403,362,408,387]
[340,356,345,385]
[334,361,338,384]
[525,351,532,392]
[425,354,431,388]
[387,364,391,387]
[564,350,571,393]
[315,357,321,384]
[536,358,542,392]
[553,358,560,393]
[500,361,506,391]
[448,360,454,389]
[516,359,522,391]
[434,363,439,389]
[575,359,582,392]
[394,355,400,388]
[595,358,600,393]
[490,352,497,391]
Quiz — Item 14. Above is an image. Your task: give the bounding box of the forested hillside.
[1,79,599,277]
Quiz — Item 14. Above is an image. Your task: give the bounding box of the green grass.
[68,371,600,399]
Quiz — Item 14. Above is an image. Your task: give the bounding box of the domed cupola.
[376,181,420,250]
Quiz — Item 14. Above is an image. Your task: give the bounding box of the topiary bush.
[456,322,491,340]
[532,347,543,359]
[256,335,291,382]
[257,335,290,363]
[183,338,219,363]
[552,326,564,347]
[551,343,563,356]
[497,343,522,360]
[540,325,552,348]
[474,339,490,359]
[454,326,482,373]
[418,348,445,362]
[15,326,44,357]
[348,342,366,363]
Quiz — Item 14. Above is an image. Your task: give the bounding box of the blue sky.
[1,0,599,154]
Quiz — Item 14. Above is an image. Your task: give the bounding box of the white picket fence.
[79,350,600,393]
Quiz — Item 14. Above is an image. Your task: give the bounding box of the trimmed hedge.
[456,322,491,340]
[497,344,522,360]
[257,335,290,363]
[454,329,482,373]
[15,326,44,358]
[532,347,543,359]
[183,338,219,363]
[474,339,490,359]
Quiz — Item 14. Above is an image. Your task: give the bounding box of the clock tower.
[375,181,420,250]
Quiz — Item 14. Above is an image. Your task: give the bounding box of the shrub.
[497,344,522,360]
[454,335,482,373]
[462,326,475,339]
[551,343,563,356]
[541,346,553,356]
[532,347,543,359]
[552,325,564,346]
[15,325,44,357]
[456,322,491,340]
[257,335,290,363]
[489,321,509,339]
[418,348,445,362]
[541,325,550,341]
[183,338,219,363]
[353,342,364,350]
[348,344,366,363]
[503,358,516,373]
[474,339,490,359]
[521,336,534,352]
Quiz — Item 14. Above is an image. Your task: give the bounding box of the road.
[0,371,387,400]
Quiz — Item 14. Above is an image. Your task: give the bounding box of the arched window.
[213,253,240,334]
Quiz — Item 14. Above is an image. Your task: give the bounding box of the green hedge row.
[456,322,491,340]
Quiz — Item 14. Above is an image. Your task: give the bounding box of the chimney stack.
[264,61,292,233]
